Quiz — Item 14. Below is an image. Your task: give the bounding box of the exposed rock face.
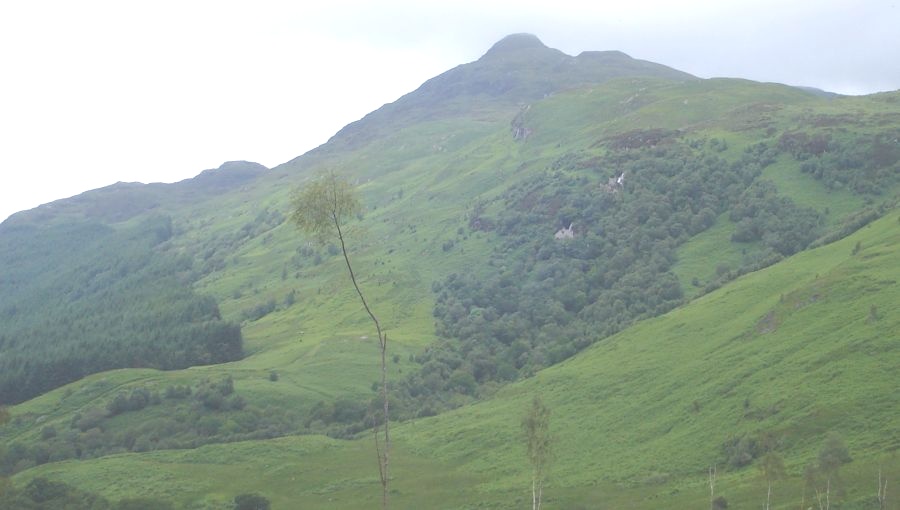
[602,172,626,193]
[555,223,575,240]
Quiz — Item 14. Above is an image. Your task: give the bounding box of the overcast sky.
[2,0,899,222]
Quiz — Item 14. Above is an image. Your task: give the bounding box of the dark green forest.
[398,136,817,413]
[0,215,242,405]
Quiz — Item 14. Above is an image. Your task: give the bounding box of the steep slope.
[0,35,706,407]
[0,162,268,405]
[309,33,695,154]
[10,207,898,509]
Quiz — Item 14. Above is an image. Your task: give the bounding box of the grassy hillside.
[10,206,899,510]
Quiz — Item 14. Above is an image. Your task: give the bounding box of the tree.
[808,433,852,510]
[290,171,391,508]
[818,432,851,498]
[758,450,785,510]
[522,395,552,510]
[801,462,817,510]
[233,493,270,510]
[876,464,888,510]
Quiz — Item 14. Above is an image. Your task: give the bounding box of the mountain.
[315,33,695,152]
[1,35,898,509]
[2,160,268,227]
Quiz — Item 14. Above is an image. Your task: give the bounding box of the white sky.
[1,0,899,222]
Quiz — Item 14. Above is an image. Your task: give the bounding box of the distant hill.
[794,85,842,98]
[2,161,267,227]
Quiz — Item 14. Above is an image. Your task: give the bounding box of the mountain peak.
[319,34,696,152]
[482,33,548,57]
[189,160,267,188]
[216,160,268,173]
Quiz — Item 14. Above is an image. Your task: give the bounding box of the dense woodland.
[396,136,819,414]
[781,129,900,194]
[297,129,899,435]
[0,215,242,405]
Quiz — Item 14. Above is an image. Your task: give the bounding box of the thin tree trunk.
[333,210,389,509]
[532,474,537,510]
[826,478,830,510]
[815,478,830,510]
[766,481,772,510]
[380,328,389,510]
[537,478,543,510]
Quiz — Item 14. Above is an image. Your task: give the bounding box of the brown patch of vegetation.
[756,311,779,334]
[778,131,832,158]
[802,112,864,127]
[600,128,680,150]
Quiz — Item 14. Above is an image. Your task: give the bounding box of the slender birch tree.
[759,450,785,510]
[708,464,717,510]
[876,465,887,510]
[290,171,391,509]
[522,395,552,510]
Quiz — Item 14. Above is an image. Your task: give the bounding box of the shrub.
[722,434,760,468]
[107,392,130,416]
[74,407,106,432]
[233,493,271,510]
[24,477,69,503]
[40,425,57,440]
[164,384,191,399]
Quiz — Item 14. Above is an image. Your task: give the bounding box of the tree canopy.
[289,171,361,245]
